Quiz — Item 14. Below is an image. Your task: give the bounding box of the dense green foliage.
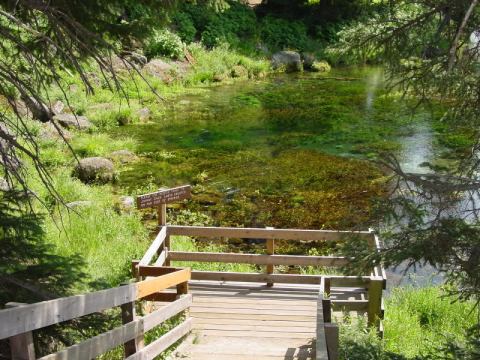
[145,29,185,59]
[340,286,479,359]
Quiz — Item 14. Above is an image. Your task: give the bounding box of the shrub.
[260,16,309,51]
[173,12,197,43]
[145,29,185,59]
[179,1,256,48]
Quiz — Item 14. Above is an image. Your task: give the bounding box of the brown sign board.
[136,185,192,209]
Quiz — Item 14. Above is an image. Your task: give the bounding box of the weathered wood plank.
[195,323,315,333]
[191,296,315,306]
[141,292,177,302]
[191,301,315,311]
[125,318,192,360]
[137,268,191,299]
[154,250,167,267]
[139,226,167,267]
[325,323,339,360]
[169,251,349,267]
[192,318,316,328]
[167,225,373,241]
[38,295,191,360]
[367,277,383,328]
[0,284,137,339]
[316,287,329,360]
[198,330,315,339]
[0,270,190,339]
[190,307,315,316]
[191,271,322,284]
[138,266,182,277]
[6,303,35,360]
[121,301,143,356]
[191,312,315,321]
[329,276,371,287]
[331,300,368,312]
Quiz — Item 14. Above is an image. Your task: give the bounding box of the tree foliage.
[337,1,480,321]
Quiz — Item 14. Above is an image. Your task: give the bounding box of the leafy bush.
[172,12,197,43]
[178,1,256,49]
[339,286,479,359]
[260,16,309,51]
[145,29,185,59]
[184,43,269,84]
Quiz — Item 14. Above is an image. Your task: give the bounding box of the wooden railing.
[0,268,191,360]
[134,225,387,334]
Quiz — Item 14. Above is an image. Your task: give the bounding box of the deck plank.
[169,281,320,360]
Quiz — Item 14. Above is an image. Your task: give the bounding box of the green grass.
[339,286,479,359]
[170,235,255,273]
[28,170,150,290]
[71,133,137,158]
[184,43,270,85]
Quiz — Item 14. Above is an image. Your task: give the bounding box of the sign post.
[136,185,192,266]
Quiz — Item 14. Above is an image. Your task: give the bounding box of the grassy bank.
[340,286,479,359]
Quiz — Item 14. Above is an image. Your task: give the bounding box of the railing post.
[131,259,140,280]
[6,303,35,360]
[158,203,171,266]
[367,277,383,330]
[266,227,274,287]
[322,278,332,323]
[176,281,189,298]
[120,285,144,357]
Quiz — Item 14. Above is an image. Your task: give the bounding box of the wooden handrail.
[139,226,167,267]
[169,251,349,267]
[38,295,192,360]
[167,225,373,241]
[0,268,191,340]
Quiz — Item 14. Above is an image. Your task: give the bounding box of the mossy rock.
[231,65,248,78]
[311,61,331,73]
[272,51,303,73]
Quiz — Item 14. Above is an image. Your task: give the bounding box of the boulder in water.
[109,149,137,164]
[272,51,303,72]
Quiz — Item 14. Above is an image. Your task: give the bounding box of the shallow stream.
[114,66,447,285]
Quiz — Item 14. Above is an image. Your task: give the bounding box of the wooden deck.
[169,281,319,360]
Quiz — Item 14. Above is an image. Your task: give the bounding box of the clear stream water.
[114,66,446,285]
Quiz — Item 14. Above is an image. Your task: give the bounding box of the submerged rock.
[74,157,115,184]
[272,51,303,72]
[109,149,137,164]
[54,113,92,130]
[302,53,316,70]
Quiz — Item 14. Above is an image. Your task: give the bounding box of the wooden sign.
[136,185,191,209]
